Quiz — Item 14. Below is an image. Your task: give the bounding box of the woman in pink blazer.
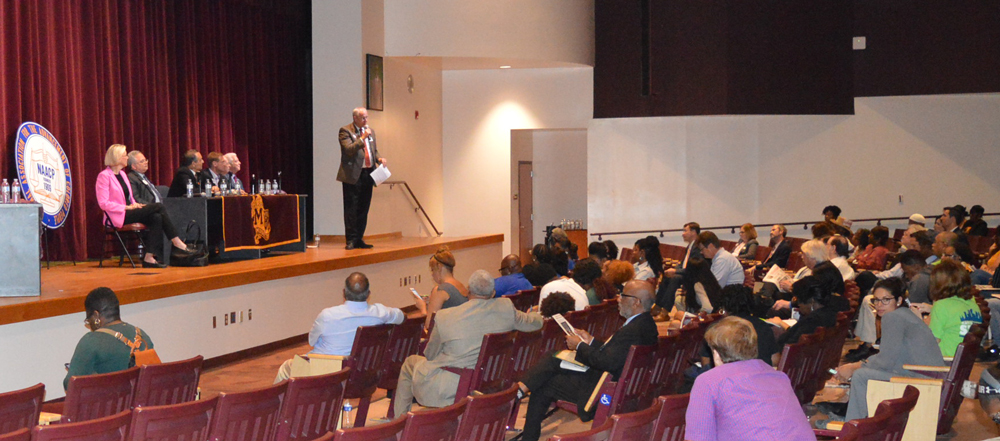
[96,144,191,268]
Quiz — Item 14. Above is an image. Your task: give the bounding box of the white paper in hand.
[762,265,790,285]
[370,164,391,186]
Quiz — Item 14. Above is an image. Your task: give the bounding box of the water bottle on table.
[1,179,9,203]
[11,179,20,203]
[220,179,228,195]
[186,181,194,198]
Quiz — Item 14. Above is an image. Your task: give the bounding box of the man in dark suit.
[199,151,229,196]
[126,150,162,204]
[517,280,658,441]
[655,222,703,312]
[755,224,791,270]
[167,149,204,197]
[337,107,386,250]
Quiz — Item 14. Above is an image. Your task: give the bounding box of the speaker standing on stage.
[337,107,386,250]
[97,144,192,268]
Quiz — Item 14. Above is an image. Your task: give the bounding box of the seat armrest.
[943,356,954,363]
[889,376,945,386]
[589,380,618,427]
[305,354,347,361]
[442,366,473,403]
[902,364,951,379]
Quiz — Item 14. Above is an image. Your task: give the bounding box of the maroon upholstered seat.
[32,411,131,441]
[0,383,44,435]
[332,415,405,441]
[547,420,612,441]
[378,316,424,420]
[442,331,517,403]
[398,399,467,441]
[133,355,203,408]
[208,382,287,441]
[649,394,690,441]
[814,385,919,441]
[341,324,393,427]
[554,344,656,428]
[100,211,147,268]
[274,369,351,441]
[604,399,662,440]
[128,397,217,441]
[455,385,518,441]
[63,367,140,424]
[644,334,682,401]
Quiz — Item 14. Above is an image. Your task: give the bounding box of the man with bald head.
[517,280,658,441]
[494,254,533,297]
[274,272,424,382]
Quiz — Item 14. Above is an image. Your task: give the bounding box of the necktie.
[359,127,372,168]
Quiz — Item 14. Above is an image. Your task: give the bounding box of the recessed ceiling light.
[500,65,511,69]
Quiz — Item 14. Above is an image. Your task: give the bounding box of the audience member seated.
[516,280,658,441]
[539,265,589,312]
[685,316,816,441]
[494,254,534,297]
[694,286,779,374]
[696,232,744,287]
[674,258,722,315]
[849,250,932,363]
[917,260,983,357]
[603,260,634,295]
[97,144,192,268]
[540,292,577,318]
[573,258,609,305]
[603,240,619,262]
[126,150,162,204]
[523,260,559,287]
[424,247,469,329]
[587,241,609,267]
[65,287,153,390]
[274,272,423,382]
[977,363,1000,432]
[811,261,851,313]
[394,270,543,416]
[656,222,703,310]
[964,204,989,236]
[762,239,828,314]
[942,205,971,246]
[853,226,891,271]
[826,235,857,281]
[753,224,791,271]
[199,151,229,195]
[548,227,579,271]
[631,236,664,283]
[223,153,247,194]
[971,234,1000,285]
[823,205,850,231]
[731,223,759,261]
[768,276,838,365]
[849,228,870,260]
[167,149,204,197]
[824,278,945,426]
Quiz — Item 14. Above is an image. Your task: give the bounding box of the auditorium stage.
[0,233,503,397]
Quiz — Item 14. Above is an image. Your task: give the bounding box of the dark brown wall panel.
[854,1,1000,96]
[595,0,854,117]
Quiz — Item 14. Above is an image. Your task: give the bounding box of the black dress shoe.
[142,259,167,269]
[345,242,356,250]
[356,241,374,249]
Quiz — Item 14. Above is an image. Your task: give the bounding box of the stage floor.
[0,233,502,326]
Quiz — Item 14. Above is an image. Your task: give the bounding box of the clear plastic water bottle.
[185,181,194,198]
[220,179,228,195]
[273,179,280,194]
[264,180,272,195]
[1,179,9,203]
[235,179,243,194]
[342,402,352,428]
[270,179,277,194]
[11,179,20,203]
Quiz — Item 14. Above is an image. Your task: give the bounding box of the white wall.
[442,67,593,254]
[531,130,588,245]
[384,0,594,66]
[588,93,1000,247]
[0,242,501,397]
[312,1,363,235]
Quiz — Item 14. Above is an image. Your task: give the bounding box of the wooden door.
[518,162,533,262]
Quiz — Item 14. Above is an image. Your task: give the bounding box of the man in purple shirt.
[686,316,816,441]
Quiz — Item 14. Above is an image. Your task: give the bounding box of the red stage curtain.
[0,0,312,260]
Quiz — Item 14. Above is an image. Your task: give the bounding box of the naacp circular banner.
[14,122,73,229]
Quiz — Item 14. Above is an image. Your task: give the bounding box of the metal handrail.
[590,212,1000,241]
[384,180,442,236]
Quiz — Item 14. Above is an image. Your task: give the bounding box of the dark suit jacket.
[570,312,658,418]
[199,169,222,193]
[336,123,381,185]
[167,167,201,197]
[759,239,791,269]
[127,170,160,204]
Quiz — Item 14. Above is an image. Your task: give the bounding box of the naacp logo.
[15,122,73,229]
[251,194,271,244]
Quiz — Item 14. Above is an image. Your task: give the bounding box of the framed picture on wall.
[366,54,384,111]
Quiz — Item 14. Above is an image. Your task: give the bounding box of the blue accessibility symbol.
[599,394,611,406]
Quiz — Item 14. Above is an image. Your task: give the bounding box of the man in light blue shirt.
[697,232,745,287]
[275,272,425,382]
[494,254,534,297]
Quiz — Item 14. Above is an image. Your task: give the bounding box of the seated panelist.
[97,144,192,268]
[167,149,204,197]
[126,150,161,204]
[199,151,229,195]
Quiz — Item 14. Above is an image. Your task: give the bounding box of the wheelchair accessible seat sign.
[14,122,73,229]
